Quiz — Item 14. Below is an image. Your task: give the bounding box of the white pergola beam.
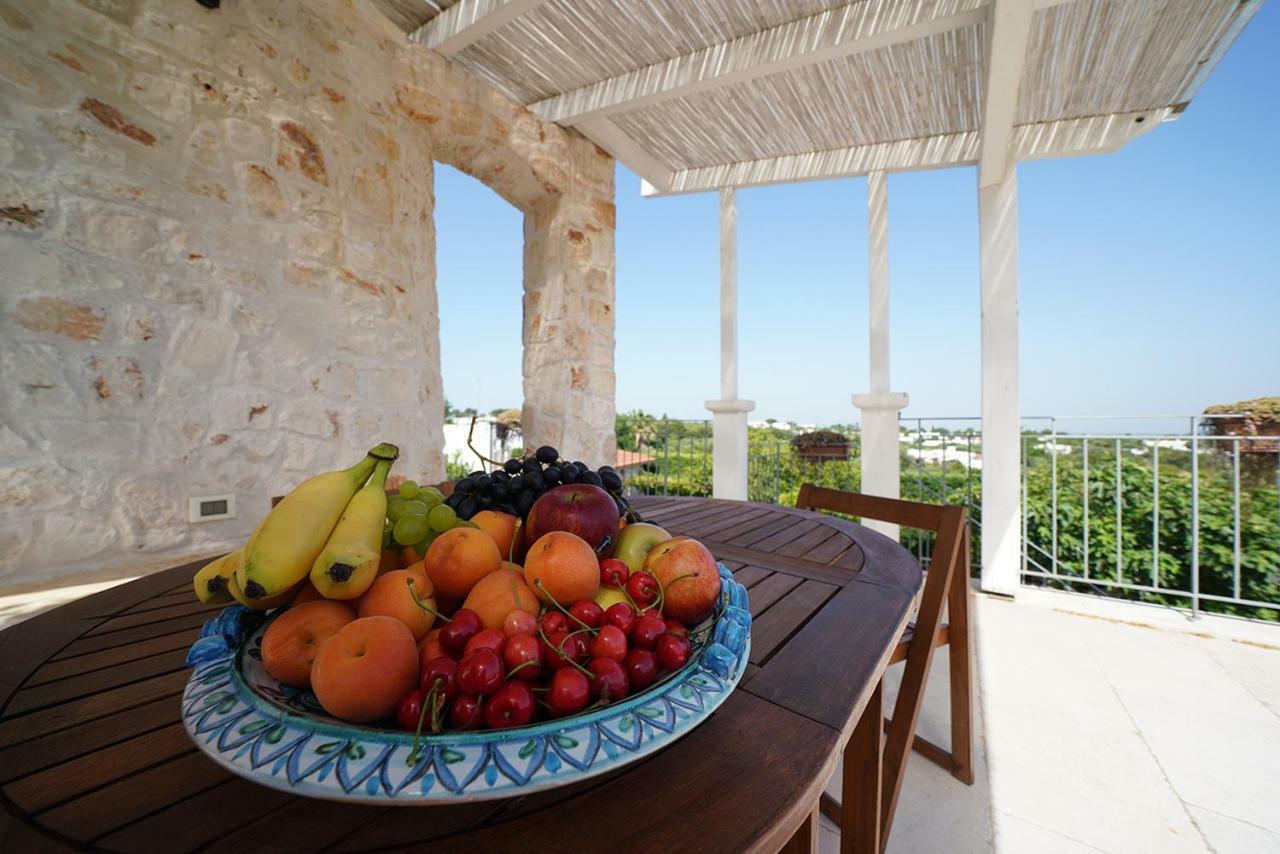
[639,109,1166,197]
[575,117,674,194]
[531,1,989,126]
[978,0,1034,188]
[409,0,548,56]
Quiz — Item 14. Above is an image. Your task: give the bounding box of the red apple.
[525,484,621,557]
[643,537,721,624]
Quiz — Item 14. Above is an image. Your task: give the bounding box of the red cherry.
[419,656,458,700]
[548,667,590,715]
[589,624,628,661]
[457,648,504,695]
[656,633,691,671]
[503,610,538,638]
[603,602,636,635]
[503,633,543,681]
[464,628,506,656]
[396,688,426,731]
[630,613,666,650]
[542,629,587,670]
[623,648,659,691]
[485,680,536,728]
[599,558,630,588]
[449,692,485,729]
[568,599,604,629]
[440,609,482,655]
[664,619,689,638]
[626,571,659,608]
[540,611,569,635]
[588,657,629,702]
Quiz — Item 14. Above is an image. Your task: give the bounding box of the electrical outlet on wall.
[189,494,236,523]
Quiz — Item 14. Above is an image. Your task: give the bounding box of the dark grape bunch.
[444,445,634,523]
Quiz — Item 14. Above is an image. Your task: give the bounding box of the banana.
[311,457,394,599]
[236,442,399,600]
[192,550,241,604]
[227,570,299,610]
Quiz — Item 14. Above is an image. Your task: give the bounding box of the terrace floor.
[823,587,1280,853]
[2,575,1277,852]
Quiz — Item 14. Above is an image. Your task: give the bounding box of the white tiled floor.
[820,591,1280,853]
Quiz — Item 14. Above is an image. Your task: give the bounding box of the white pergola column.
[852,172,908,539]
[706,188,754,500]
[978,165,1021,595]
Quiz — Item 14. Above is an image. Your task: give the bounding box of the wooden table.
[0,497,920,853]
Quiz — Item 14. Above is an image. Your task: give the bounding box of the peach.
[418,627,447,662]
[472,510,520,561]
[310,616,418,722]
[358,567,436,639]
[644,537,722,624]
[424,528,501,599]
[524,531,600,606]
[462,567,541,631]
[261,601,356,688]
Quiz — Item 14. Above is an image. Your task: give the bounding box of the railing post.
[1191,432,1200,618]
[1152,444,1160,588]
[1082,438,1089,578]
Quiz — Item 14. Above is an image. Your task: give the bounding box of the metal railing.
[618,415,1280,620]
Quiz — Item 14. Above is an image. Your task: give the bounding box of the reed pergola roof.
[375,0,1259,195]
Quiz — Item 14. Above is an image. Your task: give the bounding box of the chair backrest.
[795,483,967,842]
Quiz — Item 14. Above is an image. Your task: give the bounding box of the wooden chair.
[795,485,973,854]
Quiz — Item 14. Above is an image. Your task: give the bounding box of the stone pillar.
[853,172,907,539]
[706,188,754,500]
[521,182,617,466]
[978,166,1021,596]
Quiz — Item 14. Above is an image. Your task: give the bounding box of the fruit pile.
[191,443,723,737]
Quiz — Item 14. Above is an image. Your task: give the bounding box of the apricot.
[418,627,447,661]
[524,531,600,606]
[462,567,541,631]
[424,528,501,599]
[358,567,437,639]
[310,616,418,722]
[401,545,423,566]
[261,601,355,688]
[472,510,520,561]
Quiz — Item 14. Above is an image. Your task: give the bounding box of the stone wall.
[0,0,616,589]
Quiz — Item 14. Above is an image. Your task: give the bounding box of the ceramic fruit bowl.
[181,563,750,803]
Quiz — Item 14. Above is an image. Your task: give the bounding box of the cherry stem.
[406,577,450,622]
[534,579,595,632]
[407,683,436,766]
[536,626,593,676]
[506,660,538,679]
[508,519,521,564]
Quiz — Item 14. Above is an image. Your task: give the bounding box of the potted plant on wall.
[790,429,850,463]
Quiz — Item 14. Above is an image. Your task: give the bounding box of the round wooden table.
[0,497,921,853]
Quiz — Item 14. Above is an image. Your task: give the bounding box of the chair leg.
[947,528,975,785]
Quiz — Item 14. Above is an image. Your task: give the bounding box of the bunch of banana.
[192,549,242,605]
[310,456,394,599]
[233,442,399,602]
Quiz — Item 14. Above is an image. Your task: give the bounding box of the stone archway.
[391,50,618,467]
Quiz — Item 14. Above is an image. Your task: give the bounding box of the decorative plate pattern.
[181,564,750,803]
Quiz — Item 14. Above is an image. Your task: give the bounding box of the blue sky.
[436,4,1278,426]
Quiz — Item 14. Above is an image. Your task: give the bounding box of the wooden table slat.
[34,751,230,843]
[97,777,297,852]
[745,572,804,618]
[747,580,839,666]
[5,648,190,717]
[0,670,190,748]
[49,610,214,661]
[729,565,772,589]
[6,722,195,814]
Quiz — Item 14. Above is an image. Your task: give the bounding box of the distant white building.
[443,417,521,470]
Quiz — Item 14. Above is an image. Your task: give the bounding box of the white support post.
[852,172,908,539]
[978,165,1021,595]
[706,188,754,500]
